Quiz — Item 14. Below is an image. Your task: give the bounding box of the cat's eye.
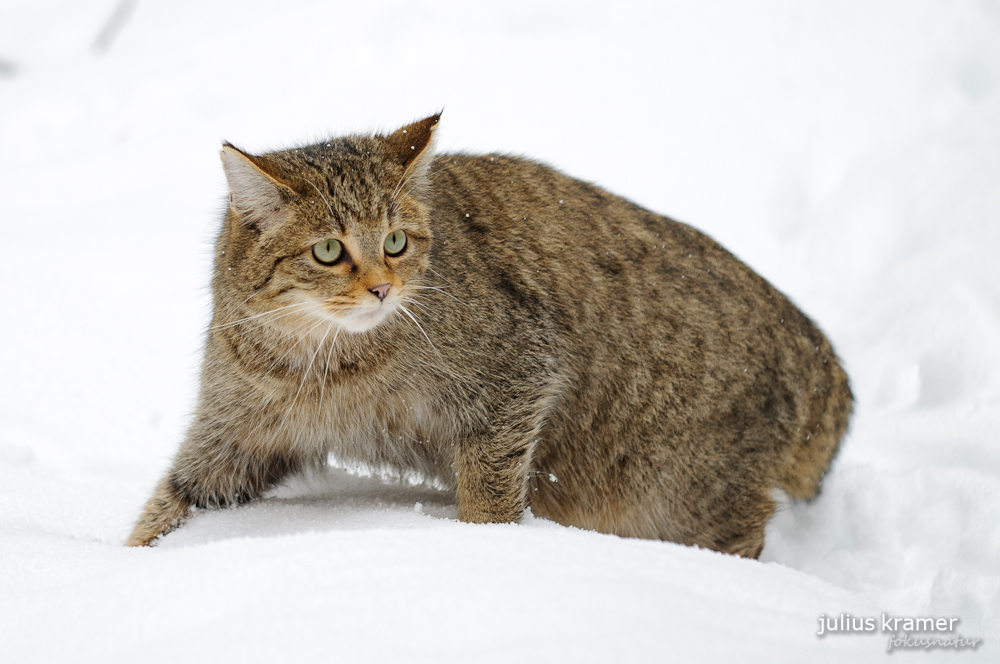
[312,239,343,265]
[384,230,407,256]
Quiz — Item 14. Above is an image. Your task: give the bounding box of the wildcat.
[127,113,852,557]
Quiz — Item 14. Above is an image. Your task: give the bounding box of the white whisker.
[407,284,468,307]
[389,167,423,215]
[401,296,434,315]
[393,174,422,212]
[427,267,455,287]
[256,313,328,381]
[234,309,330,445]
[302,177,336,224]
[318,326,342,406]
[398,304,442,360]
[389,171,407,204]
[230,303,319,338]
[213,300,315,330]
[231,289,264,312]
[276,321,334,438]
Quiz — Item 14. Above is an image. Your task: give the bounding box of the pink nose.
[369,283,390,301]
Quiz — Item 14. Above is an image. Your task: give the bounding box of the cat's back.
[427,153,790,340]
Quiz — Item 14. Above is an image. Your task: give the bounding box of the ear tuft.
[220,144,290,231]
[384,112,441,177]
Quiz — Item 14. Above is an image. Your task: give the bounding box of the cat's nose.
[369,283,390,301]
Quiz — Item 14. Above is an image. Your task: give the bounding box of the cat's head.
[215,114,439,336]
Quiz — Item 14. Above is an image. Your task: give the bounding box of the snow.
[1,1,998,661]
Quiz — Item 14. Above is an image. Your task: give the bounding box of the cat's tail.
[775,347,853,501]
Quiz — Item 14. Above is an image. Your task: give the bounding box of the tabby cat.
[127,113,852,557]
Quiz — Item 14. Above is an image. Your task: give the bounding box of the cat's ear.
[384,112,441,180]
[220,144,293,231]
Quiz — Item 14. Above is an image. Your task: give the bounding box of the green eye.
[384,230,407,256]
[312,239,343,265]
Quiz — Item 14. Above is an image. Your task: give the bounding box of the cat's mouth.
[333,301,397,333]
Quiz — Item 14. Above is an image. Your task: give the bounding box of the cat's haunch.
[127,113,852,557]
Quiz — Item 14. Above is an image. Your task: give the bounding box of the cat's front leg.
[126,425,308,546]
[454,410,539,524]
[126,474,192,547]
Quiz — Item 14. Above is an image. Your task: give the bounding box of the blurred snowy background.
[1,1,998,661]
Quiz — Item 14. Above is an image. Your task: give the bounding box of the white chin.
[335,307,392,333]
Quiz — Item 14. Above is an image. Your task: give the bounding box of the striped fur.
[127,114,852,557]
